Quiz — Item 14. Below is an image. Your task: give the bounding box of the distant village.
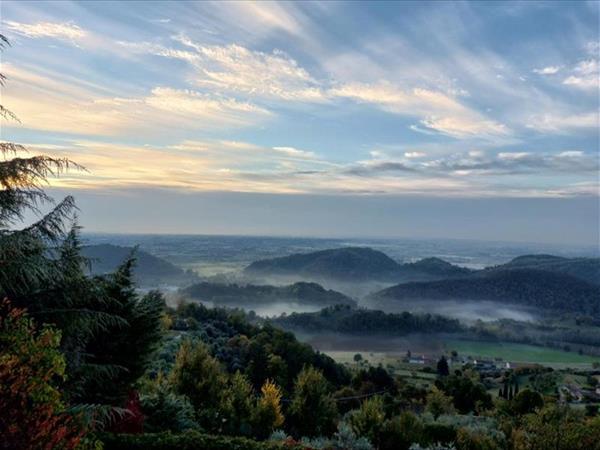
[401,350,600,405]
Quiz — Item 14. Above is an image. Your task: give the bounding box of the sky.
[1,1,599,245]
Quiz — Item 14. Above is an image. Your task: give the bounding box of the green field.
[323,340,600,369]
[444,339,599,366]
[323,350,403,367]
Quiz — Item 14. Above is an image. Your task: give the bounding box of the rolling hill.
[181,281,356,307]
[371,268,600,316]
[486,254,600,285]
[244,247,472,282]
[82,244,197,287]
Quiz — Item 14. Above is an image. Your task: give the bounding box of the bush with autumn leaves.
[0,300,91,450]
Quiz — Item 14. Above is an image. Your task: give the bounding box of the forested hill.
[372,268,600,316]
[485,254,600,285]
[82,244,197,287]
[272,304,463,335]
[245,247,399,281]
[401,257,473,279]
[181,281,356,307]
[244,247,471,282]
[170,302,351,391]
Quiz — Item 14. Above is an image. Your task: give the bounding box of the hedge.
[99,431,299,450]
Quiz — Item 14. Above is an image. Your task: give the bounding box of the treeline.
[273,304,463,335]
[374,269,600,316]
[467,318,600,357]
[181,281,355,307]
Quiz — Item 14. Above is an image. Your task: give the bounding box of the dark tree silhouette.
[437,356,450,377]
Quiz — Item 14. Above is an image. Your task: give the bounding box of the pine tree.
[0,33,163,416]
[75,256,165,405]
[0,33,82,301]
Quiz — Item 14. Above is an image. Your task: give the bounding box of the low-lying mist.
[295,331,454,354]
[204,271,395,299]
[365,298,538,323]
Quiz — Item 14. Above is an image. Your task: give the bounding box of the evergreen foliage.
[288,366,338,437]
[169,339,229,431]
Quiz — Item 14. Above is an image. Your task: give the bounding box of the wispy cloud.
[272,146,317,159]
[533,66,561,75]
[20,136,598,198]
[144,87,270,123]
[563,59,600,90]
[122,36,510,139]
[346,149,598,178]
[1,1,597,201]
[526,111,599,132]
[2,65,271,136]
[330,82,510,138]
[3,20,86,43]
[121,37,327,103]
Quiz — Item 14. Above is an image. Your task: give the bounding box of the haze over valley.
[81,234,600,360]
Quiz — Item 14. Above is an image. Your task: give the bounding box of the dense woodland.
[273,305,462,335]
[1,34,600,450]
[182,281,356,308]
[372,269,600,316]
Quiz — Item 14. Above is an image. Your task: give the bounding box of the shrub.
[139,374,197,433]
[511,389,544,415]
[348,396,386,444]
[100,431,302,450]
[410,444,457,450]
[289,366,338,437]
[378,412,424,450]
[456,427,502,450]
[169,339,228,431]
[253,379,285,439]
[422,423,457,446]
[0,301,90,450]
[330,422,373,450]
[435,375,492,414]
[426,387,455,420]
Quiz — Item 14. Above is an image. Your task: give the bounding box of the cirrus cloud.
[3,20,86,43]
